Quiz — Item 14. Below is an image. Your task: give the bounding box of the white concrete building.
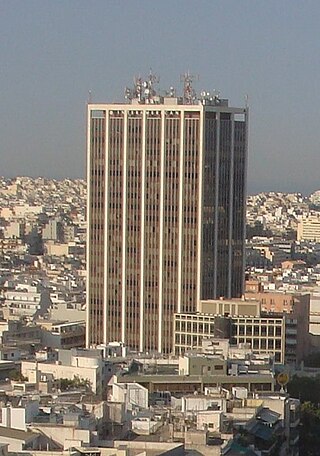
[196,410,222,432]
[109,375,148,409]
[22,348,103,395]
[3,288,52,318]
[4,222,25,239]
[0,400,39,431]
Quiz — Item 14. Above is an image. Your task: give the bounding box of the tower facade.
[86,77,248,353]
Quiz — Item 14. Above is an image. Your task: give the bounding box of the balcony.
[285,339,297,346]
[285,328,297,335]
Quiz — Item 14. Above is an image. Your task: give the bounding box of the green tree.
[287,375,320,403]
[287,376,320,455]
[58,375,92,392]
[299,402,320,455]
[8,370,28,382]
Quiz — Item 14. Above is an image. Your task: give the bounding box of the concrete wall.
[4,222,25,239]
[181,396,225,413]
[21,361,101,394]
[196,411,222,431]
[0,408,25,430]
[179,355,226,376]
[45,243,69,256]
[131,418,162,435]
[0,401,39,431]
[114,441,185,456]
[49,304,86,322]
[29,425,90,450]
[9,444,183,456]
[199,299,260,317]
[111,380,148,409]
[0,433,39,452]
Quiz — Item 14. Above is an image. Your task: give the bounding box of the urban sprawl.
[0,79,319,456]
[0,176,319,455]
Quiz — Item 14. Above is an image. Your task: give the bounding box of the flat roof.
[118,373,274,384]
[0,426,39,442]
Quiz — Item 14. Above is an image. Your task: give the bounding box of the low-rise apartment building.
[21,348,104,395]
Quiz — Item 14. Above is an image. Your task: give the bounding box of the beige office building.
[297,215,320,242]
[174,299,286,363]
[86,75,248,353]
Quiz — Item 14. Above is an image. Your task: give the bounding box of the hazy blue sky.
[1,0,320,194]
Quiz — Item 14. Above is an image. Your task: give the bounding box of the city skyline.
[1,1,320,194]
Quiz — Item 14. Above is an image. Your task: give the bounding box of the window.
[275,339,281,349]
[91,110,105,119]
[275,326,282,336]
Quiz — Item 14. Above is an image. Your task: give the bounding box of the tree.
[303,352,320,368]
[246,221,273,239]
[8,370,28,382]
[287,376,320,455]
[58,375,92,392]
[287,375,320,403]
[299,402,320,455]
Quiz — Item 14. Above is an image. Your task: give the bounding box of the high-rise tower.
[86,75,248,353]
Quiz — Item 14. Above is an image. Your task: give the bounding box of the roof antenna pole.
[180,71,198,104]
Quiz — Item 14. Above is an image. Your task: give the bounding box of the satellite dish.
[277,372,289,387]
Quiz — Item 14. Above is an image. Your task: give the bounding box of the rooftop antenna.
[127,75,142,102]
[245,94,249,108]
[166,86,176,97]
[124,86,133,101]
[125,70,160,103]
[143,69,159,102]
[88,90,93,103]
[200,89,221,105]
[180,71,198,104]
[148,68,159,89]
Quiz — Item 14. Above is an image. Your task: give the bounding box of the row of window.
[237,325,282,337]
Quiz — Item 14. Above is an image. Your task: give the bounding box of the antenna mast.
[124,70,159,103]
[181,71,198,104]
